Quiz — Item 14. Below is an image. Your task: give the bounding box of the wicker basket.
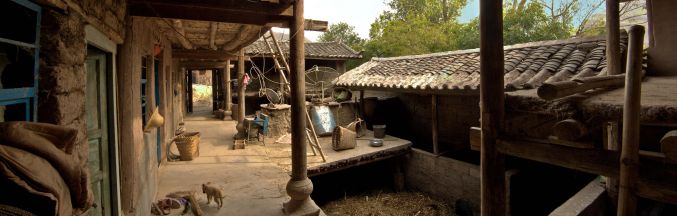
[175,132,200,161]
[332,126,356,151]
[346,118,366,138]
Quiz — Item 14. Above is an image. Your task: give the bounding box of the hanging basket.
[174,132,200,161]
[332,126,356,151]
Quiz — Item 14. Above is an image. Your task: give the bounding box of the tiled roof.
[334,36,628,92]
[245,41,362,60]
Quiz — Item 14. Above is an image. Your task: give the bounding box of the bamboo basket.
[332,126,356,151]
[346,118,366,138]
[174,132,200,161]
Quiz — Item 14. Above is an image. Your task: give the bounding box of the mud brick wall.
[37,1,126,212]
[404,149,481,215]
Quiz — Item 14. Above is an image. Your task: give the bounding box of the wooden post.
[224,60,232,117]
[283,0,321,214]
[606,0,621,75]
[359,90,364,118]
[432,95,439,155]
[479,0,507,215]
[234,50,246,138]
[605,121,620,206]
[237,50,245,124]
[617,25,645,216]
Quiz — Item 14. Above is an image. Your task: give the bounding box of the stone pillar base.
[283,197,324,216]
[283,178,324,216]
[223,110,233,121]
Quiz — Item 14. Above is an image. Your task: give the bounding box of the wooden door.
[85,50,112,216]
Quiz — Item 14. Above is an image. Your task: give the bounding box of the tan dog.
[202,182,225,209]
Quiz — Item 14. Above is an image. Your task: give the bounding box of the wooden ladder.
[262,30,326,162]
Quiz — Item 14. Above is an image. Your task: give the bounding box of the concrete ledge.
[549,180,609,216]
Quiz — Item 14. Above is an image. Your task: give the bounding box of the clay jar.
[373,124,386,138]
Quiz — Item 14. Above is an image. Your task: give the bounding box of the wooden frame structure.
[478,0,675,215]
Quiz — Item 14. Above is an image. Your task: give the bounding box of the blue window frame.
[0,0,41,122]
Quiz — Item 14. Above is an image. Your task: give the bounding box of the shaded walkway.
[156,106,290,215]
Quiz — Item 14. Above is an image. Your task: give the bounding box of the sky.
[289,0,482,42]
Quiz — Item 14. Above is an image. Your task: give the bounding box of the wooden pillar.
[605,121,620,205]
[224,60,232,116]
[617,25,645,216]
[479,0,506,215]
[238,50,245,124]
[432,95,439,155]
[284,0,321,214]
[235,50,246,138]
[606,0,621,75]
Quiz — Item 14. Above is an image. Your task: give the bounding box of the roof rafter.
[172,20,194,50]
[129,0,292,26]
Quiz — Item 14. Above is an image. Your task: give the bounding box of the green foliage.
[363,0,600,59]
[366,0,467,57]
[318,22,366,51]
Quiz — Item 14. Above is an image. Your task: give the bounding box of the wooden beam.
[129,0,292,26]
[496,139,677,205]
[265,19,329,32]
[172,20,194,50]
[618,25,645,216]
[606,0,621,75]
[479,0,507,215]
[173,49,238,60]
[552,119,589,141]
[32,0,67,10]
[180,61,228,69]
[661,130,677,164]
[209,22,218,50]
[223,25,255,52]
[432,95,439,155]
[237,49,246,125]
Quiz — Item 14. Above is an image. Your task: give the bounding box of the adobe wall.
[37,0,126,213]
[117,17,175,216]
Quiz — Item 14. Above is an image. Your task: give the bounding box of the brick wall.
[404,149,481,215]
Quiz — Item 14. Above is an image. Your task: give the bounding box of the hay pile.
[321,191,453,216]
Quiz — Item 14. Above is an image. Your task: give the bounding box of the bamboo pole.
[606,0,621,75]
[479,0,506,215]
[283,0,321,214]
[617,25,645,216]
[432,95,439,155]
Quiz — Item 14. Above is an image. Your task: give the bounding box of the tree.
[318,22,367,70]
[366,0,468,57]
[318,22,366,51]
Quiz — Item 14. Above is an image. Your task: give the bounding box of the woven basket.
[175,132,200,161]
[346,118,366,138]
[332,126,356,151]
